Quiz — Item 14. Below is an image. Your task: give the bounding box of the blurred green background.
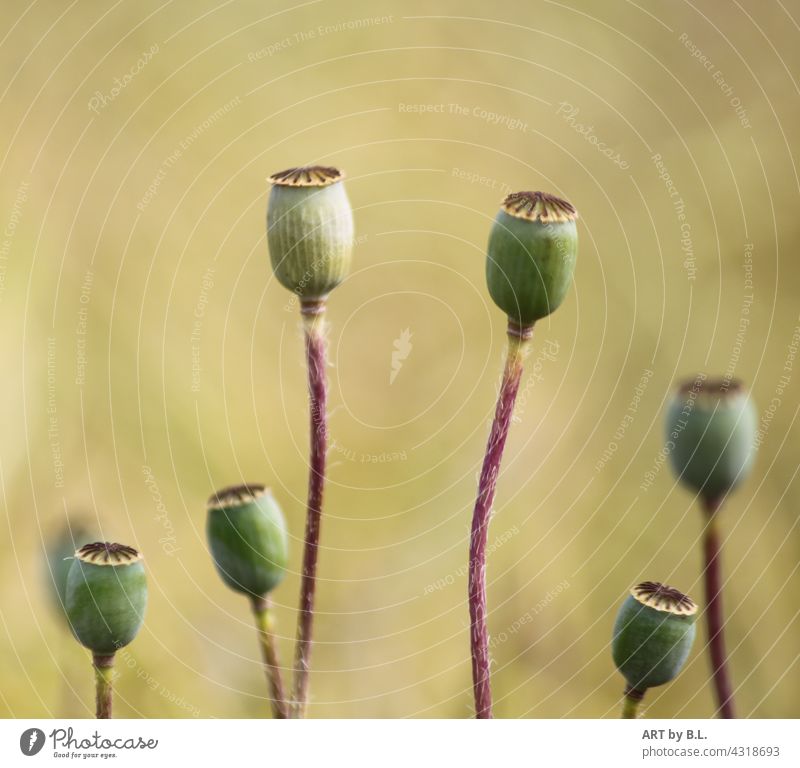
[1,0,798,718]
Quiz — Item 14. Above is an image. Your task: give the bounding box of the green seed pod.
[613,581,697,693]
[486,191,578,326]
[65,543,147,655]
[45,521,94,619]
[666,377,757,502]
[207,484,288,598]
[267,165,354,301]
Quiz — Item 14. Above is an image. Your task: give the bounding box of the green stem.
[252,596,288,719]
[93,653,115,719]
[621,687,644,719]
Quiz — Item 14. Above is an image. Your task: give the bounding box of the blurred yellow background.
[1,0,798,718]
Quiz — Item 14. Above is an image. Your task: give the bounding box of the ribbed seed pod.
[666,377,757,502]
[267,165,354,301]
[486,191,578,326]
[612,581,697,693]
[207,484,288,598]
[65,543,147,655]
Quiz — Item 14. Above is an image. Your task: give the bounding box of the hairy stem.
[291,301,329,718]
[701,497,736,718]
[93,653,115,719]
[468,321,532,719]
[621,686,644,719]
[252,595,288,719]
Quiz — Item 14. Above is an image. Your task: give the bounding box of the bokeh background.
[1,0,798,718]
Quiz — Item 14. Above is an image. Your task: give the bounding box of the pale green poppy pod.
[46,521,94,620]
[267,165,354,301]
[666,377,757,502]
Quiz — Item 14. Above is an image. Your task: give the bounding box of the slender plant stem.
[621,686,644,719]
[468,320,532,719]
[291,300,329,718]
[93,653,115,719]
[252,595,288,719]
[701,496,736,718]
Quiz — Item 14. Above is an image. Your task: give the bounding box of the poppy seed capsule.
[612,582,697,692]
[46,522,93,618]
[486,191,578,326]
[267,166,354,301]
[65,543,147,655]
[666,377,757,502]
[207,484,288,598]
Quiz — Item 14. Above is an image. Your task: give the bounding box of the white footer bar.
[0,719,795,767]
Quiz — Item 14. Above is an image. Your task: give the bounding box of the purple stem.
[468,322,531,718]
[291,301,328,718]
[701,496,736,718]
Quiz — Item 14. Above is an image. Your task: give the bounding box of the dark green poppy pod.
[485,191,578,326]
[267,165,354,301]
[613,581,697,693]
[666,377,757,502]
[65,543,147,655]
[207,484,288,598]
